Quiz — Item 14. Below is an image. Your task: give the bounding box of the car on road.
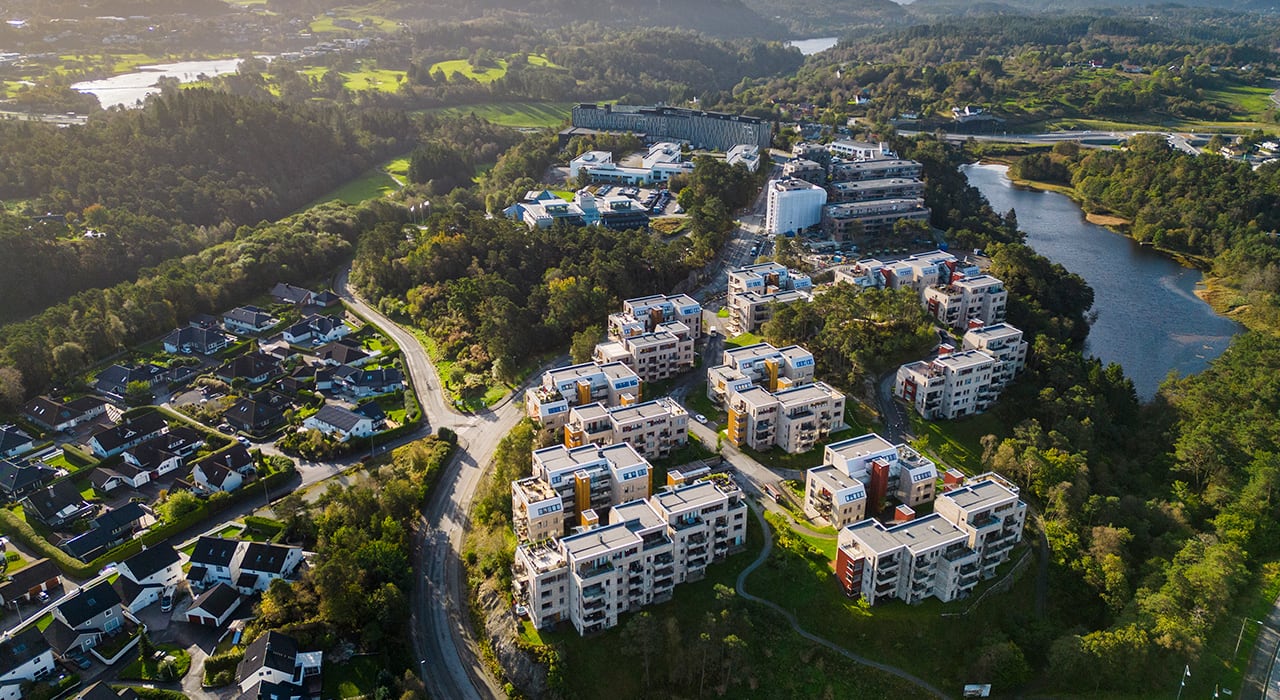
[236,436,250,447]
[694,414,707,424]
[218,423,234,434]
[37,590,50,602]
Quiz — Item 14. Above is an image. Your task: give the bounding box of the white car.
[694,414,708,424]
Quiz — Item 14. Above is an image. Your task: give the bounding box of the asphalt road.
[1242,596,1280,700]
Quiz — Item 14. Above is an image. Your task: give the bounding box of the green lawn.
[3,551,28,573]
[303,156,406,208]
[1187,559,1280,697]
[1203,83,1278,120]
[299,65,405,93]
[118,643,192,681]
[322,654,386,698]
[429,59,508,84]
[909,412,1005,474]
[423,101,573,128]
[215,525,242,539]
[682,382,723,423]
[384,156,411,185]
[725,331,764,348]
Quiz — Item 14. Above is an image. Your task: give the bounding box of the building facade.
[564,398,689,460]
[571,103,772,151]
[513,442,652,543]
[822,198,931,238]
[961,323,1028,390]
[895,349,998,420]
[764,178,828,235]
[525,361,642,430]
[594,322,695,383]
[724,382,846,454]
[725,263,813,334]
[922,275,1009,330]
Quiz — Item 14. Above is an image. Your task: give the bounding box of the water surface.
[73,58,256,109]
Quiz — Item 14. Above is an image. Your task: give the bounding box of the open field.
[429,58,508,84]
[424,101,572,128]
[299,65,406,93]
[302,155,410,208]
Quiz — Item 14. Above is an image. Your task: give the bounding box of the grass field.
[909,412,1004,474]
[429,58,508,84]
[425,101,572,128]
[303,154,409,208]
[299,65,405,93]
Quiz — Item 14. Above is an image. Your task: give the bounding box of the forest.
[0,199,403,409]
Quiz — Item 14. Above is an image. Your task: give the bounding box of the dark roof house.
[0,459,56,500]
[95,363,168,395]
[218,353,282,386]
[88,412,168,458]
[269,283,314,306]
[21,480,95,528]
[223,394,288,434]
[0,424,35,458]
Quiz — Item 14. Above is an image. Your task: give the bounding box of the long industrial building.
[571,103,773,151]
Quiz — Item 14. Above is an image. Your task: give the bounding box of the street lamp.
[1235,617,1266,657]
[1175,664,1190,700]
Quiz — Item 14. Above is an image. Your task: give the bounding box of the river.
[962,163,1241,400]
[72,58,260,109]
[787,37,839,55]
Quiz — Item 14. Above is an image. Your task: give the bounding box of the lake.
[962,163,1241,400]
[787,38,839,55]
[72,58,256,109]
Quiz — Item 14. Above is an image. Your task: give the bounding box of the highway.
[899,128,1209,155]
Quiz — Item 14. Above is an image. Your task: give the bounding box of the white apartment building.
[827,140,893,160]
[782,158,826,185]
[706,342,817,406]
[962,323,1028,390]
[896,349,998,420]
[764,178,828,235]
[835,250,978,295]
[725,263,813,334]
[513,476,747,634]
[726,144,761,172]
[525,361,641,430]
[513,442,652,542]
[594,321,695,383]
[822,198,931,238]
[803,464,867,529]
[923,275,1009,331]
[833,473,1026,605]
[822,433,938,511]
[609,294,702,342]
[569,148,694,186]
[564,397,689,459]
[725,382,846,454]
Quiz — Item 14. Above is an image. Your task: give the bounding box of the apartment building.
[609,294,703,342]
[571,103,773,151]
[506,189,651,230]
[725,382,846,454]
[827,140,893,160]
[961,323,1028,390]
[836,250,971,294]
[525,361,641,430]
[822,198,931,238]
[828,177,925,204]
[569,148,694,186]
[725,263,813,334]
[782,158,826,185]
[803,464,867,529]
[832,474,1026,605]
[705,342,816,406]
[764,178,828,235]
[564,397,689,459]
[513,475,747,634]
[822,433,938,511]
[791,142,832,167]
[829,158,923,183]
[513,442,652,542]
[896,349,998,420]
[923,275,1009,330]
[726,144,761,172]
[594,321,695,383]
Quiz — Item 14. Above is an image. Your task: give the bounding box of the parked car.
[160,591,173,612]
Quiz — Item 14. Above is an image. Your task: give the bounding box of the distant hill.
[383,0,790,38]
[738,0,910,35]
[909,0,1277,14]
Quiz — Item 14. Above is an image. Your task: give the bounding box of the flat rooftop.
[569,403,609,421]
[600,442,648,473]
[610,397,685,423]
[534,443,608,476]
[609,498,666,532]
[561,521,641,561]
[964,323,1022,341]
[774,382,841,407]
[941,477,1018,511]
[653,480,727,515]
[934,350,995,371]
[827,433,896,461]
[739,288,810,304]
[724,342,782,365]
[844,513,966,555]
[954,275,1004,290]
[517,541,567,573]
[831,177,922,191]
[514,476,560,504]
[809,464,865,495]
[732,385,778,409]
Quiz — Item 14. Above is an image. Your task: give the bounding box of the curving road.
[336,268,513,700]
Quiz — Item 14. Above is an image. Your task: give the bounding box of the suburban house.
[270,283,315,306]
[22,395,108,433]
[302,405,380,442]
[162,326,229,356]
[61,503,155,561]
[232,543,305,594]
[89,465,147,493]
[312,290,341,308]
[112,545,182,613]
[94,363,169,396]
[223,393,289,434]
[21,481,95,528]
[74,682,140,700]
[87,413,169,458]
[313,341,371,367]
[0,460,56,501]
[0,627,56,700]
[187,537,239,591]
[185,583,242,627]
[192,459,244,494]
[222,306,280,334]
[0,558,61,609]
[282,314,350,345]
[218,352,282,386]
[115,426,205,483]
[331,366,402,398]
[0,425,34,459]
[235,631,323,699]
[42,580,132,658]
